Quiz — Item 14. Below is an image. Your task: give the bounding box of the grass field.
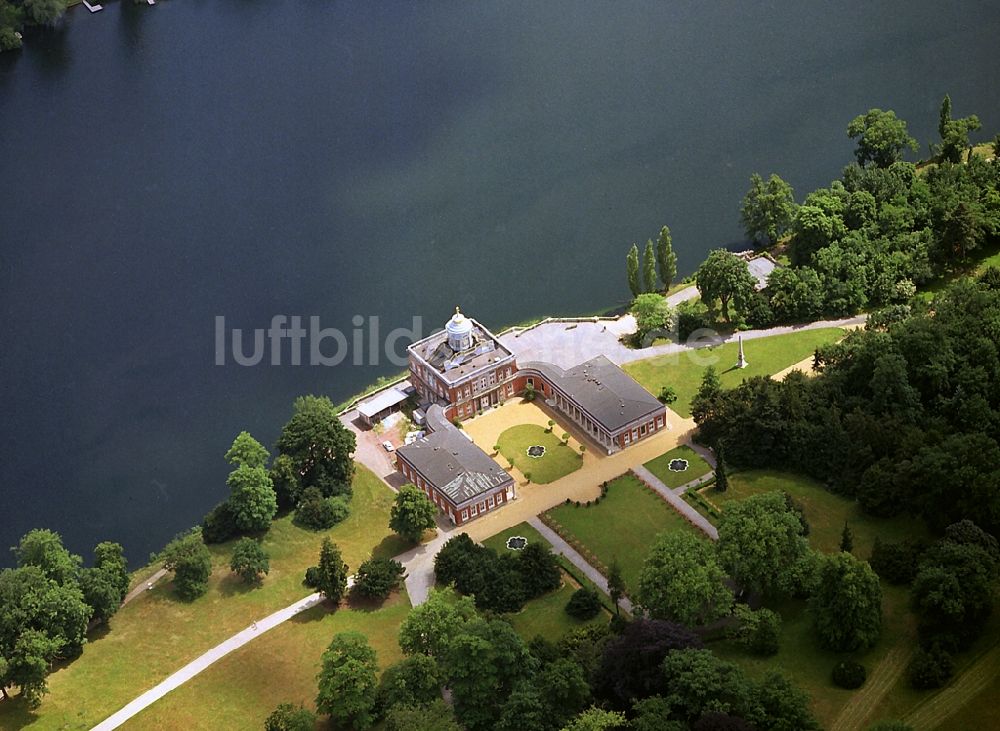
[623,328,844,417]
[644,444,713,488]
[545,474,702,592]
[0,464,400,730]
[497,423,582,483]
[697,469,926,557]
[698,468,934,728]
[124,592,411,730]
[482,521,611,640]
[715,585,918,728]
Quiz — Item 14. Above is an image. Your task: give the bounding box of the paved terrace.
[499,314,866,370]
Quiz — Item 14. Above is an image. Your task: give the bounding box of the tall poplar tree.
[938,94,952,140]
[655,225,678,291]
[626,243,641,297]
[642,240,657,294]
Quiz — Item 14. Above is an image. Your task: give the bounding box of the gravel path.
[527,517,634,614]
[631,465,719,540]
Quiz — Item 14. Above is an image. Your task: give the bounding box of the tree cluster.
[708,100,998,329]
[693,277,1000,539]
[627,226,678,297]
[1,530,129,706]
[202,431,278,543]
[433,533,562,613]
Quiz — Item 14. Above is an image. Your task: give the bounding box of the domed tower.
[445,306,474,352]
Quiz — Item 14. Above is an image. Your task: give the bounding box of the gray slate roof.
[522,355,664,433]
[396,423,512,506]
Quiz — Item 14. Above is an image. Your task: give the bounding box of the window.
[632,428,639,440]
[465,386,470,398]
[470,504,478,517]
[488,496,495,508]
[481,377,488,389]
[506,368,511,378]
[623,432,631,445]
[461,510,468,521]
[656,416,663,427]
[489,372,496,385]
[640,424,647,436]
[527,377,534,388]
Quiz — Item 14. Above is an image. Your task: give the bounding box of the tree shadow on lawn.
[217,572,256,599]
[371,534,413,561]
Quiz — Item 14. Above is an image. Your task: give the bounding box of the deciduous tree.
[637,532,732,626]
[276,395,356,498]
[229,538,269,585]
[316,632,379,730]
[225,430,269,468]
[389,484,437,542]
[353,557,404,601]
[810,552,882,651]
[161,531,212,601]
[741,173,796,246]
[641,240,657,294]
[399,586,477,658]
[695,250,756,323]
[716,492,811,597]
[847,109,917,168]
[226,463,278,533]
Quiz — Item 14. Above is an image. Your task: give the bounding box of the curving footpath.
[89,583,348,731]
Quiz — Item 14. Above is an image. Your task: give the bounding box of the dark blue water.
[2,0,998,566]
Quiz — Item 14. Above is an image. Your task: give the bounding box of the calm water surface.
[1,1,998,565]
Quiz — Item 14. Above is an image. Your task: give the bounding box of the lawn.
[497,423,582,484]
[644,444,713,489]
[623,328,845,417]
[482,521,612,640]
[545,474,703,592]
[0,464,401,730]
[124,593,411,730]
[714,585,918,728]
[698,469,926,557]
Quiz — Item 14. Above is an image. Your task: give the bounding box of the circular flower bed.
[526,445,546,458]
[506,536,528,550]
[668,458,689,472]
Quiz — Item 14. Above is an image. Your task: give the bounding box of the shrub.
[658,386,678,405]
[566,588,602,619]
[907,645,954,689]
[161,531,212,601]
[869,538,924,585]
[295,487,350,530]
[264,702,316,731]
[353,557,404,601]
[201,500,239,544]
[304,565,321,589]
[729,605,781,656]
[229,538,270,586]
[832,660,867,689]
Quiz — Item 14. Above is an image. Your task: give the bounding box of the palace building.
[395,307,668,526]
[407,308,518,422]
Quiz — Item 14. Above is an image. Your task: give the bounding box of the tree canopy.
[695,250,756,323]
[389,484,437,542]
[741,173,797,246]
[276,395,356,498]
[637,532,732,626]
[847,108,917,167]
[316,631,379,730]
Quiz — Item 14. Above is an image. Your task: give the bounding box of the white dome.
[446,307,474,351]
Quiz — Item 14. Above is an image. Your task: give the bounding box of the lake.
[1,0,997,566]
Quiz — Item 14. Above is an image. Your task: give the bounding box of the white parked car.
[382,440,395,452]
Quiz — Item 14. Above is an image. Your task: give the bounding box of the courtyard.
[496,423,583,483]
[458,399,690,544]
